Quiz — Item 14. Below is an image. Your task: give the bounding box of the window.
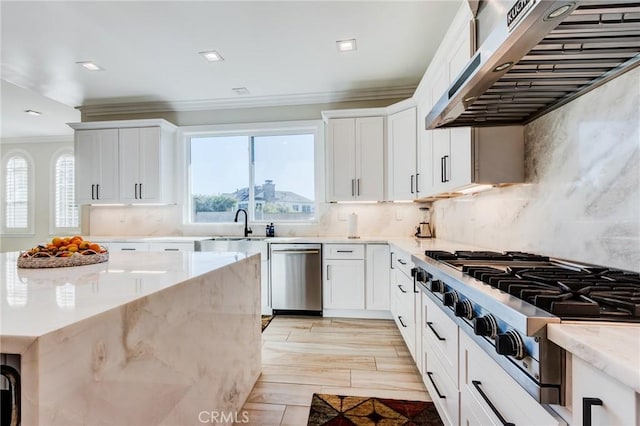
[53,152,78,230]
[188,124,318,223]
[2,151,33,234]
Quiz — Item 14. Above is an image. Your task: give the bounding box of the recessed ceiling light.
[232,87,250,95]
[76,61,104,71]
[336,39,357,52]
[199,50,224,62]
[24,109,41,116]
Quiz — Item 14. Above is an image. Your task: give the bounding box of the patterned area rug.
[261,315,273,332]
[307,393,443,426]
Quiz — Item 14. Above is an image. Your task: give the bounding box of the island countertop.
[1,250,257,344]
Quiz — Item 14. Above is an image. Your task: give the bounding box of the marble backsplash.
[87,202,424,239]
[432,67,640,272]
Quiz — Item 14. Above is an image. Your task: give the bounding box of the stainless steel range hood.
[426,0,640,129]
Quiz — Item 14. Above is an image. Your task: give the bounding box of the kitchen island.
[0,251,261,425]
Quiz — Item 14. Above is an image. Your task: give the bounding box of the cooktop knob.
[473,315,498,338]
[495,330,526,360]
[430,280,445,294]
[443,291,459,307]
[411,267,429,283]
[454,299,474,319]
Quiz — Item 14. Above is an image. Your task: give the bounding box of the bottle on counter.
[267,223,275,237]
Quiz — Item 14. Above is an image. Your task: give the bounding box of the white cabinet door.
[75,129,119,204]
[326,118,357,201]
[572,355,638,426]
[324,259,365,310]
[356,116,385,201]
[326,117,384,202]
[119,127,163,203]
[365,244,390,310]
[449,127,472,190]
[387,108,417,200]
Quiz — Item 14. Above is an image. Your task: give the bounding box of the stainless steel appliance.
[270,243,322,315]
[426,1,640,129]
[411,250,640,404]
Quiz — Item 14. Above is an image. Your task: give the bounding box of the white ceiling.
[1,0,462,138]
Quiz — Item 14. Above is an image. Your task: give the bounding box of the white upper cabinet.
[119,127,174,204]
[326,116,384,202]
[75,129,119,204]
[71,119,177,205]
[387,107,418,201]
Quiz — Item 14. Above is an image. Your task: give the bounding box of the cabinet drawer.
[148,242,194,252]
[424,295,459,384]
[324,244,364,259]
[460,332,561,426]
[571,355,638,426]
[392,249,414,279]
[97,241,149,251]
[424,344,459,426]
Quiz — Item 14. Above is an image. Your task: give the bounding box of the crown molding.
[67,118,177,131]
[0,135,74,145]
[78,86,417,118]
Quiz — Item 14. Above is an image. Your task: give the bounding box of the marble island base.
[1,252,261,425]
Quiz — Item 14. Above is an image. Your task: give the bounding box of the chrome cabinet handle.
[472,380,514,426]
[134,183,138,199]
[390,252,395,269]
[441,157,445,183]
[351,178,355,197]
[91,184,95,200]
[426,372,446,399]
[121,248,137,251]
[410,174,415,194]
[416,173,420,193]
[426,322,446,341]
[163,248,179,251]
[397,284,407,293]
[96,184,100,200]
[583,397,603,426]
[336,250,353,253]
[357,178,360,196]
[398,316,407,328]
[139,183,142,198]
[326,264,331,280]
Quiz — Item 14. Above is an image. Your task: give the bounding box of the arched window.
[3,152,33,233]
[53,152,78,229]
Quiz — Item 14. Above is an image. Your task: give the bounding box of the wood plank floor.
[237,316,430,425]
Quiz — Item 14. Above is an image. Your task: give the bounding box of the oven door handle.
[472,380,514,426]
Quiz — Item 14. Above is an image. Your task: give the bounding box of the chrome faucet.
[234,208,252,237]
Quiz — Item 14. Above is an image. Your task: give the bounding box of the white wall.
[432,67,640,272]
[0,137,84,252]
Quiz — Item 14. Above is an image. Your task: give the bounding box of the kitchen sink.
[209,236,266,241]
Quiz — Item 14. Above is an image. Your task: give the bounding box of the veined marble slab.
[1,251,261,425]
[548,323,640,393]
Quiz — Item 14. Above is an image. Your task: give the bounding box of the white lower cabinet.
[425,346,459,426]
[390,248,416,360]
[459,332,561,426]
[365,244,390,310]
[323,244,365,310]
[571,354,639,426]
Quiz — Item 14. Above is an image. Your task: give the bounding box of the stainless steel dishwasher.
[270,243,322,315]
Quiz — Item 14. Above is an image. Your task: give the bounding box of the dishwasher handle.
[271,249,321,255]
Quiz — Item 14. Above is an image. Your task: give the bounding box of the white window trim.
[1,149,35,236]
[178,120,325,226]
[49,147,80,235]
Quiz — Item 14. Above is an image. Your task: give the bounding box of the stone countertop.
[548,323,640,393]
[0,251,257,345]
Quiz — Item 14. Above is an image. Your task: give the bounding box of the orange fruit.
[79,241,90,250]
[89,243,101,252]
[67,244,78,253]
[72,235,83,242]
[52,237,63,246]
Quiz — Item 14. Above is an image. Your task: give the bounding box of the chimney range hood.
[426,0,640,129]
